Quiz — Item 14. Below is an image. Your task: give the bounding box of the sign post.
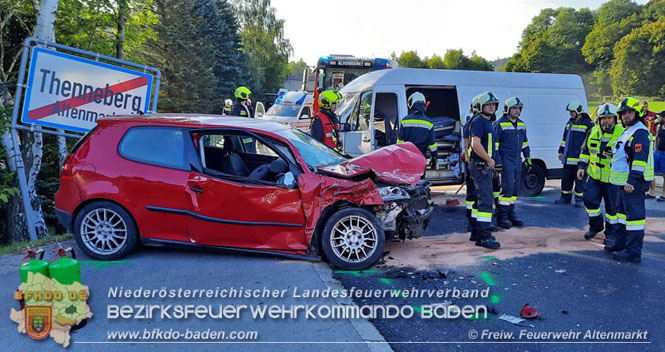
[10,37,161,240]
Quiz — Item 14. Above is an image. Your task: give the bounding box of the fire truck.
[310,55,397,112]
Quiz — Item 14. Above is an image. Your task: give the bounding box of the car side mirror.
[277,172,296,189]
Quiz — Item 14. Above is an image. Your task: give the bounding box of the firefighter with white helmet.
[468,91,501,249]
[556,101,594,206]
[493,96,530,229]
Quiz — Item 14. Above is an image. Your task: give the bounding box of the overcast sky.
[271,0,649,65]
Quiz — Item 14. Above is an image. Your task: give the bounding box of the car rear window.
[118,127,187,170]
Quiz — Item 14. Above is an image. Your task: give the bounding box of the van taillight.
[61,154,74,181]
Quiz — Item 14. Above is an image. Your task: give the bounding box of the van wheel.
[74,201,138,260]
[521,163,545,197]
[322,208,385,270]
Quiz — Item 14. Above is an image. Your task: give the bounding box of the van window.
[119,127,188,170]
[348,91,372,131]
[405,86,460,120]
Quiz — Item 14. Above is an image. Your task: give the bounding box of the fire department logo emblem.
[25,306,52,340]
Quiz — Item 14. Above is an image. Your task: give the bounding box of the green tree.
[55,0,158,63]
[582,0,641,95]
[443,49,470,70]
[145,0,221,113]
[504,7,594,73]
[395,50,425,68]
[610,21,665,96]
[287,58,309,76]
[234,0,291,98]
[423,54,446,69]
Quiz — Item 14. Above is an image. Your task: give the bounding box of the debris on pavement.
[520,303,545,319]
[499,314,535,328]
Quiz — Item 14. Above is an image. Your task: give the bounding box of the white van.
[336,68,588,196]
[259,91,314,131]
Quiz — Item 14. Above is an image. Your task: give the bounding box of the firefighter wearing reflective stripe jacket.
[463,95,481,234]
[493,97,530,229]
[468,91,501,250]
[577,103,624,243]
[556,101,594,206]
[311,90,344,153]
[606,97,655,262]
[397,92,438,169]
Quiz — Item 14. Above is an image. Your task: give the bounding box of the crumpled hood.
[317,143,426,186]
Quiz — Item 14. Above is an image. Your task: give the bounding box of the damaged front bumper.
[376,179,433,241]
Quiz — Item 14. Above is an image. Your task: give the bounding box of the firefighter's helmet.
[503,96,524,115]
[475,91,499,112]
[235,86,251,100]
[566,101,585,114]
[224,99,233,107]
[319,90,342,109]
[408,92,427,109]
[596,103,618,119]
[617,97,643,117]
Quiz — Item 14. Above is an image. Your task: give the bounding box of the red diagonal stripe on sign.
[27,76,149,120]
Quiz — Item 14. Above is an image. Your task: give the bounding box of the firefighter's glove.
[524,158,532,172]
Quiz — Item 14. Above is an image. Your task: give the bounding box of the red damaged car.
[55,115,432,269]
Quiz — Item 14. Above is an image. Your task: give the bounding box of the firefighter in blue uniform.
[463,95,481,235]
[577,103,624,243]
[606,97,655,262]
[556,101,594,206]
[468,92,501,249]
[397,92,438,169]
[494,97,530,229]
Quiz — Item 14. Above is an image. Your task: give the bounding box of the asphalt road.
[1,180,663,351]
[334,180,665,351]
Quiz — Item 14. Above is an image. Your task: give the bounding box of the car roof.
[98,113,291,132]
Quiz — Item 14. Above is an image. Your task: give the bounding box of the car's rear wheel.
[322,208,385,270]
[74,201,138,260]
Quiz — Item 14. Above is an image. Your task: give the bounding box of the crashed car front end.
[376,180,433,241]
[316,142,434,241]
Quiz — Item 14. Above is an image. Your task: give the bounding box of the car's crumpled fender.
[317,143,426,186]
[297,173,383,245]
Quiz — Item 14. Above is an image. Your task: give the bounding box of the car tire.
[74,201,138,260]
[521,163,545,197]
[321,207,385,270]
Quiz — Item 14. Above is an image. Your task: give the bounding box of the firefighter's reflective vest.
[578,125,624,183]
[610,122,655,186]
[313,111,343,152]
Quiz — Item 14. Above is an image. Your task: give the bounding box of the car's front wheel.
[74,201,138,260]
[322,208,385,270]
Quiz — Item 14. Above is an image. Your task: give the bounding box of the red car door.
[185,133,307,252]
[186,173,307,252]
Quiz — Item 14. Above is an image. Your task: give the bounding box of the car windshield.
[265,103,299,118]
[274,129,347,168]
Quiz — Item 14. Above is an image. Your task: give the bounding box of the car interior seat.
[220,137,249,176]
[248,158,288,182]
